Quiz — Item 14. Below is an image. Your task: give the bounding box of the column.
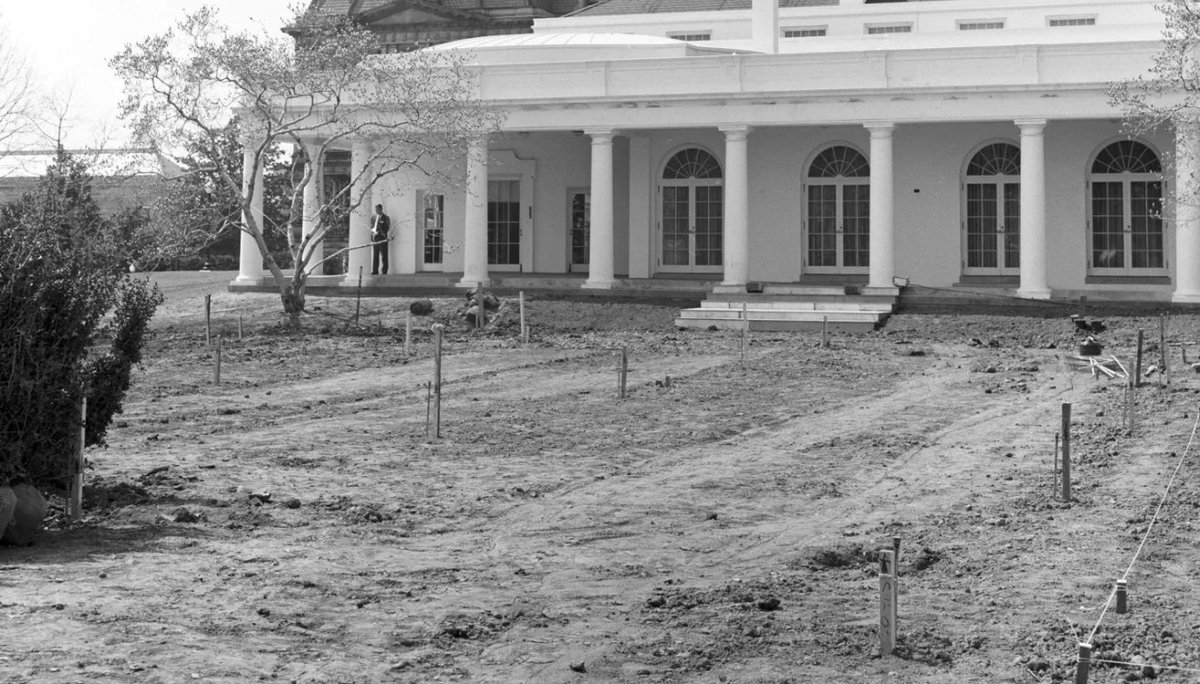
[721,126,751,288]
[866,123,895,290]
[584,130,616,288]
[459,137,490,287]
[236,141,264,283]
[301,141,324,275]
[1016,119,1051,299]
[347,138,372,281]
[1174,120,1200,302]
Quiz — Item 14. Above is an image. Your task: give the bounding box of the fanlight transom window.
[1091,140,1162,174]
[808,146,869,178]
[967,143,1021,176]
[663,148,723,180]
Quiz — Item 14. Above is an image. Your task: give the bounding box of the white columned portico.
[347,138,372,281]
[1016,119,1051,299]
[584,130,617,289]
[721,125,750,288]
[301,141,324,274]
[459,137,490,287]
[866,123,895,290]
[237,141,264,283]
[1174,120,1200,302]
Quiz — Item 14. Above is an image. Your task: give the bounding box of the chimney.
[752,0,778,54]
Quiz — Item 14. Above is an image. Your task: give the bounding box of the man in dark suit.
[371,204,390,275]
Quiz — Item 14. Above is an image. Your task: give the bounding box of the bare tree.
[0,19,35,162]
[110,6,501,324]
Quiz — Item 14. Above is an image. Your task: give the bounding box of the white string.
[1084,408,1200,645]
[1090,657,1200,675]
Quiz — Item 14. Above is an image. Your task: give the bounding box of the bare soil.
[4,272,1200,683]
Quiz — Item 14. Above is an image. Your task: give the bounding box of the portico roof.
[428,30,746,63]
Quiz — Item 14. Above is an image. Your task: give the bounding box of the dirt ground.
[4,271,1200,683]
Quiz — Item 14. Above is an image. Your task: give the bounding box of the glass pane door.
[842,184,870,268]
[1091,181,1125,269]
[966,183,999,269]
[1003,183,1020,269]
[570,191,589,268]
[1131,180,1163,269]
[488,180,520,266]
[422,193,444,267]
[662,186,690,267]
[694,185,723,267]
[807,185,837,268]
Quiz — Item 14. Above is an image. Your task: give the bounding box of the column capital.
[351,137,373,153]
[584,129,617,143]
[719,125,752,140]
[864,122,895,137]
[1015,118,1048,133]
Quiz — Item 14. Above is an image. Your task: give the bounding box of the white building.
[236,0,1191,321]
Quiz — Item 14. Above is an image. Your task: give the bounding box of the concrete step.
[698,300,894,313]
[675,307,889,331]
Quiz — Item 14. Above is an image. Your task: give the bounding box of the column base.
[234,274,264,284]
[1016,288,1052,300]
[1171,291,1200,304]
[582,279,617,290]
[457,277,491,288]
[719,280,747,289]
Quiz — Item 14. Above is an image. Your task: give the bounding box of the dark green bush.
[0,150,162,486]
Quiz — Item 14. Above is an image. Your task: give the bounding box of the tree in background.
[111,7,501,325]
[0,20,34,154]
[142,121,294,271]
[0,150,162,488]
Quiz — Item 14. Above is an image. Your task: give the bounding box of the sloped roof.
[571,0,836,15]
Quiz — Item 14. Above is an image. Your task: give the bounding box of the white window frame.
[1048,15,1096,27]
[667,31,711,42]
[865,23,913,35]
[783,26,828,38]
[957,19,1005,31]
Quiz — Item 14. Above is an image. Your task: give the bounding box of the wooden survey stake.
[1061,403,1072,502]
[879,549,897,655]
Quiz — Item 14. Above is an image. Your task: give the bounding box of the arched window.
[663,148,723,180]
[805,145,869,272]
[659,148,723,271]
[963,142,1021,273]
[1088,140,1164,273]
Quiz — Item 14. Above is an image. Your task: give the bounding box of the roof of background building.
[569,0,837,16]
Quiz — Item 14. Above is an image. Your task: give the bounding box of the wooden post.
[1061,403,1072,502]
[69,396,85,523]
[822,316,829,349]
[1183,342,1190,366]
[1079,295,1088,320]
[424,381,432,438]
[1054,432,1060,473]
[1116,579,1128,614]
[741,303,748,365]
[1134,330,1144,388]
[1075,643,1092,684]
[205,294,212,346]
[432,324,444,438]
[355,266,363,327]
[1160,314,1168,386]
[878,549,897,656]
[476,281,486,330]
[237,314,243,342]
[618,347,629,399]
[892,536,901,618]
[1125,379,1133,435]
[214,335,223,385]
[405,312,412,357]
[519,291,528,344]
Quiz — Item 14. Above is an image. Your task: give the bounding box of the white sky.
[3,0,301,149]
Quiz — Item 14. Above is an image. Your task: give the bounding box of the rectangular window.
[866,23,912,35]
[783,26,827,38]
[667,31,711,42]
[1049,16,1096,27]
[957,20,1004,31]
[422,193,444,265]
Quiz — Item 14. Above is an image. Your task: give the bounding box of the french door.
[488,179,522,271]
[660,183,723,272]
[964,181,1020,273]
[805,182,869,272]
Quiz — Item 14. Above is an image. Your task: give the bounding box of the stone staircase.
[674,284,899,332]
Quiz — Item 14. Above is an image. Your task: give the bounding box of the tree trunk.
[281,277,306,328]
